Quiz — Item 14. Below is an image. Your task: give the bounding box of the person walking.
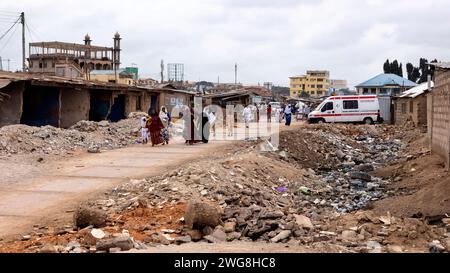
[243,104,252,129]
[147,108,165,147]
[140,116,149,144]
[267,104,272,123]
[159,106,170,145]
[284,104,292,126]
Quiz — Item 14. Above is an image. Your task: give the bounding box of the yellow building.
[289,70,330,97]
[90,69,135,86]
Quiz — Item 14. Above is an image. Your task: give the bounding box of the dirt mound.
[372,153,450,218]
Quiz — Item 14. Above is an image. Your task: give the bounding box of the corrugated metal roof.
[398,82,434,98]
[356,73,417,88]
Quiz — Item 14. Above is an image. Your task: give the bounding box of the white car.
[308,95,381,124]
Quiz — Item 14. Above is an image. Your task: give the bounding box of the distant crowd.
[139,101,314,146]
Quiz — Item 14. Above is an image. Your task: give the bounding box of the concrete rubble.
[1,123,448,253]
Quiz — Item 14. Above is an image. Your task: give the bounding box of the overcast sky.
[1,0,449,87]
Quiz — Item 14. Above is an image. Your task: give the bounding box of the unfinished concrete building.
[28,33,121,79]
[0,72,194,129]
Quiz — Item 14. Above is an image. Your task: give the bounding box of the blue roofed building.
[356,73,417,96]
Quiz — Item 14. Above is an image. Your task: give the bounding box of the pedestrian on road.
[140,116,149,144]
[243,104,252,129]
[208,111,217,137]
[159,106,170,145]
[284,104,292,126]
[267,104,272,123]
[182,106,195,145]
[254,103,260,123]
[147,108,165,147]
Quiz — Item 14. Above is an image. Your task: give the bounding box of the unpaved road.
[0,137,233,240]
[0,122,293,243]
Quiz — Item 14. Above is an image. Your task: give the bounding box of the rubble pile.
[275,124,404,213]
[2,123,447,253]
[0,118,141,156]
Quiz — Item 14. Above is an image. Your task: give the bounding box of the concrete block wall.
[430,69,450,170]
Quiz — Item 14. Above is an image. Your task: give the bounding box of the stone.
[294,214,314,230]
[335,149,346,160]
[187,229,203,241]
[98,121,109,127]
[184,200,221,229]
[444,238,450,252]
[366,183,379,191]
[174,235,192,244]
[22,235,31,241]
[259,210,284,219]
[354,164,375,172]
[88,145,101,153]
[73,206,107,228]
[341,230,357,241]
[429,240,445,253]
[349,171,372,182]
[366,240,382,253]
[109,247,122,253]
[387,245,403,253]
[91,229,106,239]
[224,222,236,233]
[227,232,241,241]
[271,230,292,243]
[212,228,227,242]
[96,235,134,252]
[39,244,58,253]
[204,235,223,243]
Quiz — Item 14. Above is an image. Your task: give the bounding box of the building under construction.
[27,33,121,80]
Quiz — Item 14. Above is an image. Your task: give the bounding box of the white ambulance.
[308,95,381,124]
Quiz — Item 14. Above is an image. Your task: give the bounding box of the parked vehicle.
[308,95,381,124]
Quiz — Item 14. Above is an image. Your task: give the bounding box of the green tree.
[383,59,391,74]
[406,63,414,81]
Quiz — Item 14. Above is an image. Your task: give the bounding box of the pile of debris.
[2,123,447,253]
[0,118,141,157]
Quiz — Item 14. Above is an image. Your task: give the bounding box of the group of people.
[140,106,171,147]
[181,106,217,145]
[266,102,312,126]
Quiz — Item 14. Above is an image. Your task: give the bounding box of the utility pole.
[234,63,237,86]
[20,12,26,72]
[160,60,164,83]
[0,56,2,71]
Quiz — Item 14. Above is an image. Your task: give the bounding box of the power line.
[0,23,19,54]
[0,17,19,42]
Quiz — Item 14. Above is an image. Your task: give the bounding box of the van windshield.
[314,101,326,112]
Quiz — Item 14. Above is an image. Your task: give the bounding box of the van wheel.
[317,118,326,124]
[363,117,374,125]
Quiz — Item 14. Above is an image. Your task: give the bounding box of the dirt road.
[0,123,290,240]
[0,138,233,240]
